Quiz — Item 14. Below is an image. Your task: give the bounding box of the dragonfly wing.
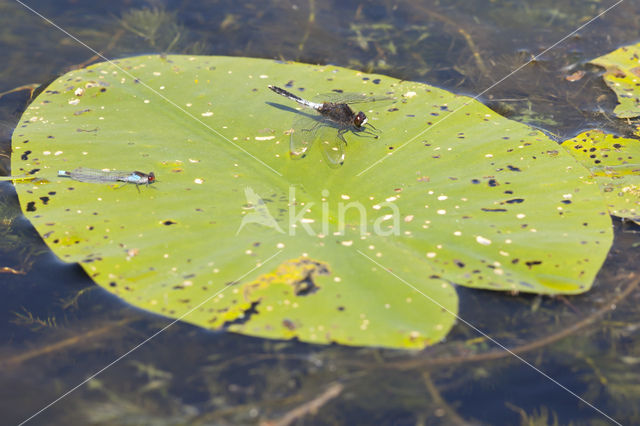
[289,115,322,159]
[312,92,396,105]
[317,129,346,168]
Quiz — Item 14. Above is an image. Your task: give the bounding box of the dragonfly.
[268,85,387,167]
[58,167,156,190]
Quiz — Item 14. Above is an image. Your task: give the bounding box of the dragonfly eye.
[354,111,368,128]
[148,173,155,183]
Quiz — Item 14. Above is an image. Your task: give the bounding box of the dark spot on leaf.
[488,179,498,187]
[454,259,465,268]
[293,276,319,296]
[39,196,49,205]
[282,319,296,330]
[561,200,572,204]
[372,79,381,84]
[505,198,524,204]
[471,179,480,184]
[26,201,36,212]
[163,220,177,225]
[21,150,31,160]
[223,301,260,327]
[28,168,40,175]
[481,208,507,212]
[337,306,345,311]
[507,165,521,172]
[109,282,117,287]
[525,260,542,269]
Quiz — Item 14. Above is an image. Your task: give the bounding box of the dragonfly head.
[147,172,156,184]
[354,111,368,128]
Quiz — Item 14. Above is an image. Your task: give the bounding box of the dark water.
[1,0,640,424]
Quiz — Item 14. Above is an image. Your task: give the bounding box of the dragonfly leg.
[337,129,348,145]
[352,127,380,140]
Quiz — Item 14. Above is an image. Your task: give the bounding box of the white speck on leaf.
[476,236,491,245]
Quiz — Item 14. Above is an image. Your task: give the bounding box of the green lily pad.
[11,55,613,349]
[591,42,640,118]
[561,130,640,223]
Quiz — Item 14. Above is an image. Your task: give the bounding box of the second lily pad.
[591,42,640,118]
[561,130,640,223]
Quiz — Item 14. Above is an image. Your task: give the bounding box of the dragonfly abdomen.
[268,85,321,110]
